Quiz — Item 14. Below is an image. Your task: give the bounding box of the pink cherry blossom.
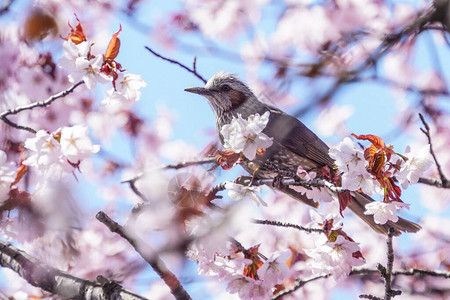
[306,235,364,279]
[23,130,73,178]
[60,125,100,163]
[364,201,410,225]
[221,111,273,160]
[0,151,16,202]
[257,249,291,285]
[224,181,267,206]
[329,137,366,174]
[395,145,433,189]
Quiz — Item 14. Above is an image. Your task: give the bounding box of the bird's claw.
[235,175,253,186]
[272,174,285,189]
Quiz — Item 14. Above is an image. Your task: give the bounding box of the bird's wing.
[261,107,335,168]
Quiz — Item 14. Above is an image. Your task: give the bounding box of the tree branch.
[271,274,330,300]
[96,211,192,300]
[351,267,450,278]
[419,113,448,186]
[0,239,147,300]
[0,81,84,132]
[252,219,324,233]
[418,176,450,188]
[383,227,401,300]
[145,46,207,84]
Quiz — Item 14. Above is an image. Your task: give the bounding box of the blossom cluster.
[58,19,147,112]
[23,125,100,179]
[329,136,433,225]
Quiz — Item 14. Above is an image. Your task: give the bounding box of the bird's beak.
[184,87,211,96]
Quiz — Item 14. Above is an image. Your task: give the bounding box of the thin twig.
[0,81,84,118]
[128,180,148,202]
[359,295,383,300]
[0,116,37,133]
[121,157,216,184]
[271,274,329,300]
[419,113,448,186]
[96,211,192,300]
[145,46,207,83]
[252,219,324,233]
[0,81,84,132]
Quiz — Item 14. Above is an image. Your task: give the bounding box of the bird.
[184,71,421,235]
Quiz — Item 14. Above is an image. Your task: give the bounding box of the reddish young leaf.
[337,191,352,216]
[104,25,122,60]
[60,14,87,45]
[243,245,264,280]
[352,134,386,149]
[11,163,28,186]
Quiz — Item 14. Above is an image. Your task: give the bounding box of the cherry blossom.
[395,145,433,189]
[306,235,364,279]
[58,40,90,71]
[364,201,410,225]
[226,275,270,300]
[59,40,111,90]
[1,1,449,299]
[257,249,291,286]
[23,130,73,178]
[60,125,100,163]
[329,137,366,174]
[0,151,16,202]
[220,111,273,160]
[224,181,267,206]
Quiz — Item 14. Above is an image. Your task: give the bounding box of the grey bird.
[185,71,421,235]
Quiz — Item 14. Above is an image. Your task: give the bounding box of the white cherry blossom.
[306,235,364,279]
[224,181,266,206]
[23,130,73,178]
[220,111,273,160]
[60,125,100,163]
[395,145,433,189]
[0,151,16,202]
[364,201,410,225]
[257,249,291,285]
[329,137,366,174]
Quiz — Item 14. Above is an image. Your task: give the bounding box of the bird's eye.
[221,84,231,92]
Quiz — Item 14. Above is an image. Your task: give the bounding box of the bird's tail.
[348,192,421,236]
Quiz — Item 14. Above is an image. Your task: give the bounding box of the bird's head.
[184,72,256,116]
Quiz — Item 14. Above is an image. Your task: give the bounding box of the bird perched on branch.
[185,72,421,235]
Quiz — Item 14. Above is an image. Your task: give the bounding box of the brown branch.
[359,295,383,300]
[162,157,216,170]
[145,46,207,83]
[0,81,84,132]
[418,176,450,188]
[351,267,450,278]
[252,219,325,233]
[419,113,448,186]
[271,274,330,300]
[384,227,401,300]
[121,157,216,184]
[0,115,37,133]
[0,238,147,300]
[96,211,192,300]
